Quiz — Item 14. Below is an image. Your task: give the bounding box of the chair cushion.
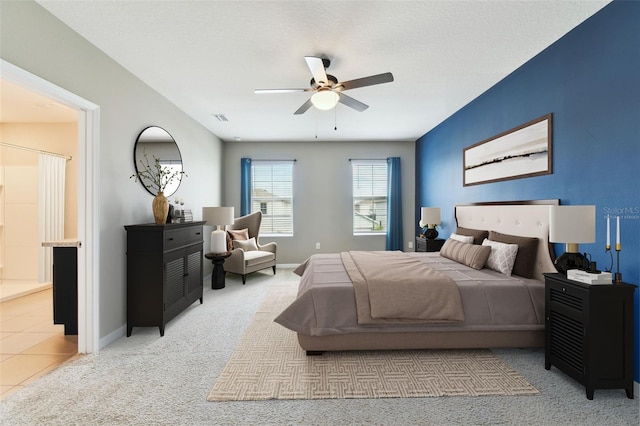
[233,237,258,251]
[227,228,249,250]
[244,251,275,267]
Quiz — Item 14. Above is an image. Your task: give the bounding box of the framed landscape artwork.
[463,114,553,186]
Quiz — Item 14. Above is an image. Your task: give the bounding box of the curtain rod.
[251,159,297,162]
[0,142,72,160]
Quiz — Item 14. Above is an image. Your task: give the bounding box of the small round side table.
[205,251,232,290]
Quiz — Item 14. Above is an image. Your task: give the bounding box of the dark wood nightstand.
[415,237,445,252]
[544,273,635,400]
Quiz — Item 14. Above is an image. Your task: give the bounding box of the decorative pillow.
[227,228,249,251]
[440,238,491,270]
[455,227,489,245]
[488,231,538,278]
[233,237,258,251]
[481,238,519,276]
[449,233,475,244]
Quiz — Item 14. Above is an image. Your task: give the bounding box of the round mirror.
[133,126,183,197]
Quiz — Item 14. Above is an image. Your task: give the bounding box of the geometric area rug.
[208,283,540,401]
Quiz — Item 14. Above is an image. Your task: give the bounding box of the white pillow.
[233,237,258,251]
[481,238,518,276]
[449,233,475,244]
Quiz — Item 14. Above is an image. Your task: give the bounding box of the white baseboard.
[99,324,126,350]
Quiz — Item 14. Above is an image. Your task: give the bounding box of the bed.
[274,200,559,354]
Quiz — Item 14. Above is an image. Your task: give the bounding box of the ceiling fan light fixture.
[311,90,339,110]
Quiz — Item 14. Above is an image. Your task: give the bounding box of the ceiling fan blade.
[293,98,314,115]
[339,72,394,91]
[254,88,310,94]
[305,56,329,86]
[338,93,369,112]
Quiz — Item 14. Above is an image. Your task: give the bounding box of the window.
[251,161,294,236]
[352,160,387,234]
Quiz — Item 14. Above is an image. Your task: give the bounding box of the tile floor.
[0,288,78,399]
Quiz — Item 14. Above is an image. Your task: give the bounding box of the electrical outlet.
[316,242,321,250]
[408,241,414,249]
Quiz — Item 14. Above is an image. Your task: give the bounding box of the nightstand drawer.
[547,281,585,316]
[415,237,444,252]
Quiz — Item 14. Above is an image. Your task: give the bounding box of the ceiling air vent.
[212,114,229,122]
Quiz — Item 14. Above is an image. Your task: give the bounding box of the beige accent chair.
[225,211,277,284]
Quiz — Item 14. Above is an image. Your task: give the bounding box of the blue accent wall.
[416,0,640,381]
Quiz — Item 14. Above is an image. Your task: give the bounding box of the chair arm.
[224,248,246,275]
[257,241,277,254]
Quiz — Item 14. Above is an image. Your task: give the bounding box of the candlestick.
[606,215,610,249]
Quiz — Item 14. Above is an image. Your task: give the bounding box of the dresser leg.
[626,386,633,399]
[586,388,594,400]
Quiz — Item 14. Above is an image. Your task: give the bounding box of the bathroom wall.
[0,123,77,283]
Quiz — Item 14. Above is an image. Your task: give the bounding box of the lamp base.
[424,228,439,239]
[210,229,227,254]
[554,252,588,274]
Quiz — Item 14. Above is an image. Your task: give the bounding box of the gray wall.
[223,141,416,264]
[1,1,223,343]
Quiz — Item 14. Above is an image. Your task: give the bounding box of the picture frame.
[463,113,553,186]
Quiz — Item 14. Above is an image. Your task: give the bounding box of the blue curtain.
[386,157,403,250]
[240,158,252,216]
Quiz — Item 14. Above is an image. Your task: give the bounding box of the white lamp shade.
[549,205,595,244]
[311,90,339,110]
[202,207,234,227]
[202,207,235,253]
[420,207,441,226]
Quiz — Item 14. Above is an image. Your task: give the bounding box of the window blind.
[351,160,388,234]
[251,160,294,236]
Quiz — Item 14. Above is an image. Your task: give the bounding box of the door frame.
[1,59,100,353]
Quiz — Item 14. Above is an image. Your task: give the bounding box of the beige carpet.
[208,282,540,401]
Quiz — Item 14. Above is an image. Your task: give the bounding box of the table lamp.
[202,207,235,253]
[549,205,595,274]
[419,207,441,239]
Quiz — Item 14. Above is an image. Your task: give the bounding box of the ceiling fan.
[255,56,394,115]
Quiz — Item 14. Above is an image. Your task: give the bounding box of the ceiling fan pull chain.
[334,106,338,131]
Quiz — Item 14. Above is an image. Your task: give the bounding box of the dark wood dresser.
[544,273,635,399]
[125,221,205,336]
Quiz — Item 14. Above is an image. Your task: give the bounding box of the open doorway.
[0,80,78,299]
[1,59,100,355]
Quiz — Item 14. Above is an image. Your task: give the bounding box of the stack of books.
[567,269,613,285]
[173,209,193,223]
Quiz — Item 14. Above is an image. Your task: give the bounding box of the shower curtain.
[38,154,66,283]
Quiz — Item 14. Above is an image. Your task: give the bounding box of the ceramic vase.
[152,191,169,224]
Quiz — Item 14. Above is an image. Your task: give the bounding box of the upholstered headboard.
[455,200,559,282]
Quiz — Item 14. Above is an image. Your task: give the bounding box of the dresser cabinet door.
[165,249,186,311]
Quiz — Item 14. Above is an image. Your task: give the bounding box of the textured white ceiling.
[32,0,610,142]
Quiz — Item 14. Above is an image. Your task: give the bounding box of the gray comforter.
[274,252,545,337]
[342,251,464,324]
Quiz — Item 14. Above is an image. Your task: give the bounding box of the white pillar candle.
[606,215,610,247]
[616,215,620,246]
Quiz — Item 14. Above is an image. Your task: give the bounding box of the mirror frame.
[133,126,184,197]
